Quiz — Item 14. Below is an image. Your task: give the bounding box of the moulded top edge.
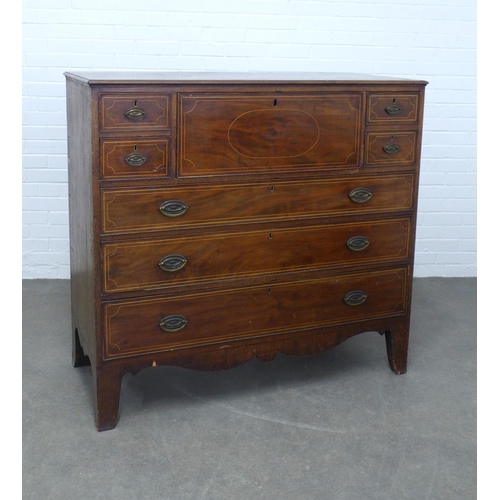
[64,71,428,86]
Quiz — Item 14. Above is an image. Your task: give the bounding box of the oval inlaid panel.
[228,109,320,158]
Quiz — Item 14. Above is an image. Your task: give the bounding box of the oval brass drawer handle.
[159,315,188,332]
[159,200,189,217]
[383,143,400,154]
[344,290,367,306]
[124,107,147,121]
[159,254,187,272]
[349,187,372,204]
[385,103,402,115]
[124,152,147,166]
[346,236,370,251]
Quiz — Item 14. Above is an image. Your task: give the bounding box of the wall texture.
[22,0,477,278]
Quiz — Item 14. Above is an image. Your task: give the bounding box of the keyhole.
[134,144,138,151]
[134,100,138,107]
[270,185,275,192]
[274,99,277,106]
[390,135,394,141]
[269,233,273,240]
[267,287,272,294]
[393,98,396,103]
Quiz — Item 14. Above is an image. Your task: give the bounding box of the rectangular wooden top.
[64,71,428,86]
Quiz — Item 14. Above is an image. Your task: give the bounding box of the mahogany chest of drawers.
[65,71,427,431]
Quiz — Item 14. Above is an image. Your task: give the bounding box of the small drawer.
[367,93,419,124]
[101,174,414,235]
[102,218,411,293]
[103,267,408,358]
[365,132,417,167]
[100,94,169,131]
[101,139,169,179]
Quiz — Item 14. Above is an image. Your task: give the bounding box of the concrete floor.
[23,278,476,500]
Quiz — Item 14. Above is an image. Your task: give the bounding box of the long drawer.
[103,218,411,293]
[101,174,414,235]
[104,267,408,358]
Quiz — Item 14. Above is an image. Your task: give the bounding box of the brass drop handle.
[124,106,147,121]
[385,102,402,115]
[125,152,147,166]
[383,142,400,154]
[159,254,187,272]
[159,200,189,217]
[349,187,372,204]
[346,236,370,251]
[344,290,367,306]
[159,315,188,332]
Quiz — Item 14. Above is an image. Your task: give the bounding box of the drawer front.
[103,218,411,293]
[101,139,169,179]
[179,93,362,177]
[365,132,417,167]
[104,268,408,358]
[101,174,414,235]
[367,93,419,124]
[100,94,169,131]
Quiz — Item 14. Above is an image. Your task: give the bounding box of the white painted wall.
[22,0,477,278]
